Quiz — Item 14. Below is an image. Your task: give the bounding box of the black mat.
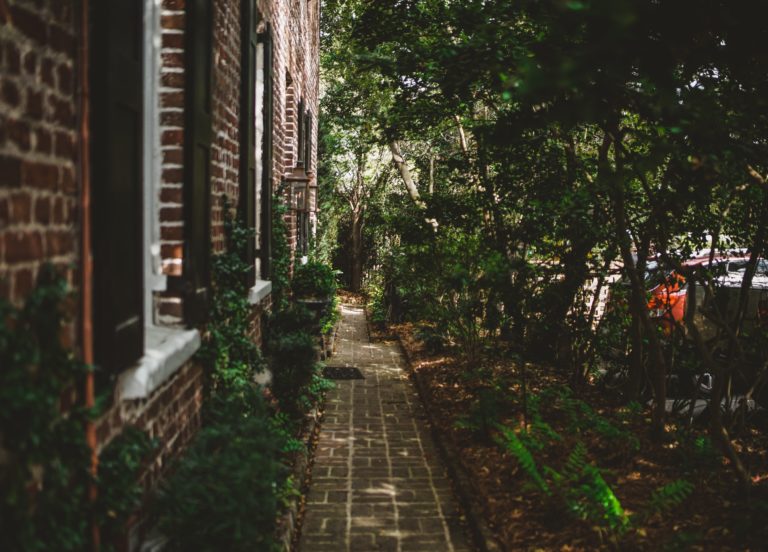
[323,366,365,380]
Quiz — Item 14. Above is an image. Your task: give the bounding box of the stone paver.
[299,305,473,552]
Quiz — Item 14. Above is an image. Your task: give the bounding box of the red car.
[647,255,768,334]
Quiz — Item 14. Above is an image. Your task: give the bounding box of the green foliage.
[496,425,550,495]
[641,479,695,522]
[155,389,283,552]
[96,427,155,548]
[292,260,338,299]
[0,266,150,551]
[0,266,92,552]
[201,198,265,392]
[271,195,292,311]
[266,304,319,417]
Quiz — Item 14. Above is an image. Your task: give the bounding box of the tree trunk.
[350,210,364,292]
[606,128,668,437]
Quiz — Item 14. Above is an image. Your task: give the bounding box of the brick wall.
[0,0,79,306]
[159,0,185,279]
[0,0,321,527]
[257,0,320,258]
[210,0,242,253]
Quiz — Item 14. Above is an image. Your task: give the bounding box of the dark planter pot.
[295,296,332,334]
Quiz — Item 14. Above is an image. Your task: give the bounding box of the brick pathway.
[298,305,473,552]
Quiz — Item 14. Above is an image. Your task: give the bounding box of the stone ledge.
[248,279,272,305]
[117,326,201,401]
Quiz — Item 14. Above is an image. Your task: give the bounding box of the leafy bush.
[0,266,151,551]
[292,260,338,299]
[96,427,155,547]
[155,390,283,552]
[266,304,319,416]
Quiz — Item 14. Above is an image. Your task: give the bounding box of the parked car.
[645,254,768,332]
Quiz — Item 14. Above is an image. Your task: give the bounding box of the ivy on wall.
[0,265,151,551]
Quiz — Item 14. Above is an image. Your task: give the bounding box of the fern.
[641,479,694,521]
[496,425,551,495]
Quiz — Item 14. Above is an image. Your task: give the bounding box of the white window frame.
[117,0,199,401]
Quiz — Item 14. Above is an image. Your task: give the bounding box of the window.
[91,0,201,400]
[241,6,273,304]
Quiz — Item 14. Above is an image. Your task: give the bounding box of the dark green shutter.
[259,25,274,279]
[183,0,213,323]
[240,0,258,287]
[297,98,305,168]
[305,111,313,172]
[90,0,144,374]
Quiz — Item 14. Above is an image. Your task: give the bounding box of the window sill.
[248,279,272,305]
[117,326,201,400]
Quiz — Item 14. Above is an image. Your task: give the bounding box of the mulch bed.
[391,322,768,552]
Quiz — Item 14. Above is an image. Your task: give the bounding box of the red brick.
[54,131,74,159]
[161,91,184,107]
[46,229,74,256]
[5,42,20,75]
[1,79,20,107]
[161,129,183,146]
[0,155,22,187]
[22,160,58,190]
[162,148,183,165]
[49,24,75,55]
[5,231,43,263]
[162,32,184,50]
[162,167,183,182]
[35,127,52,154]
[7,119,31,151]
[57,64,72,94]
[160,110,183,127]
[161,14,184,30]
[23,51,37,75]
[0,198,9,227]
[51,2,75,25]
[49,95,73,126]
[161,51,184,69]
[159,298,183,318]
[60,166,76,193]
[160,186,182,203]
[41,58,54,86]
[35,196,51,224]
[10,193,31,223]
[160,243,182,258]
[10,6,48,44]
[161,225,183,241]
[161,71,184,88]
[13,268,35,299]
[160,206,182,220]
[27,89,44,120]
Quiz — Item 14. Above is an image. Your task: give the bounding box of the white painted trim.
[248,279,273,305]
[117,326,201,400]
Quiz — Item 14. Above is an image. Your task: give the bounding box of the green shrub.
[0,266,151,551]
[96,427,155,548]
[291,260,338,299]
[267,304,318,416]
[155,389,283,552]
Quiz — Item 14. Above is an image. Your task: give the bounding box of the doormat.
[323,366,365,380]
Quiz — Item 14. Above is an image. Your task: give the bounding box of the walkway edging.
[393,333,503,552]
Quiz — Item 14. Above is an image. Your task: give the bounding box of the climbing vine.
[0,265,151,551]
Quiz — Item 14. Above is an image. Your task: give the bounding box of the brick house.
[0,0,318,532]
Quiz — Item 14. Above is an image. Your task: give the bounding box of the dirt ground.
[389,322,768,552]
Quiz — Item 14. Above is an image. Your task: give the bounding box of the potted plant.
[291,261,338,334]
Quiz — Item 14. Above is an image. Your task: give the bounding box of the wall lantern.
[285,166,317,213]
